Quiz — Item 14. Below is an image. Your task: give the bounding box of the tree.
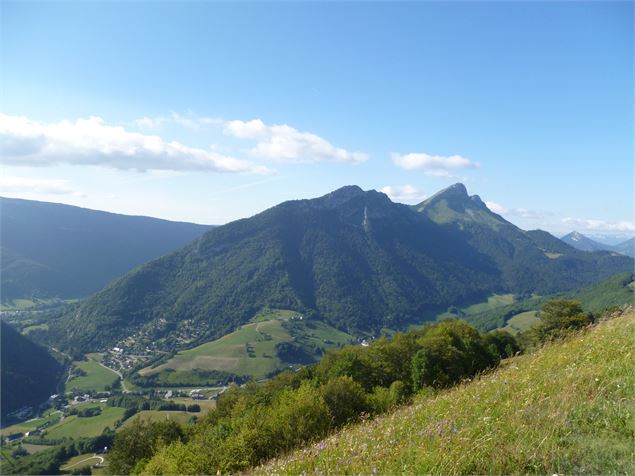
[108,419,184,475]
[535,300,592,341]
[321,376,368,426]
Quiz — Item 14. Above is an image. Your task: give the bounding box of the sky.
[1,1,633,241]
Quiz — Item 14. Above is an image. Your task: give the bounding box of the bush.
[321,376,368,426]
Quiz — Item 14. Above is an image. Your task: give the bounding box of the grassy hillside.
[136,314,353,386]
[260,310,634,475]
[458,272,634,332]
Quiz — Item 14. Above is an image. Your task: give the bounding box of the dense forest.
[1,322,64,420]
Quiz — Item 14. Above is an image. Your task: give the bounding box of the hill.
[47,184,633,354]
[133,311,354,387]
[0,197,211,302]
[612,237,635,257]
[561,231,635,257]
[260,309,634,475]
[450,271,634,333]
[0,321,64,421]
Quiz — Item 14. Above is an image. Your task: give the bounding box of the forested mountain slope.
[1,197,211,301]
[1,321,64,420]
[48,185,633,353]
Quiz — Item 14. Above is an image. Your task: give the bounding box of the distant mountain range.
[47,184,633,354]
[561,231,635,257]
[1,197,212,301]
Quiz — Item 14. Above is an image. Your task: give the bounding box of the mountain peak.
[317,185,366,208]
[438,182,468,197]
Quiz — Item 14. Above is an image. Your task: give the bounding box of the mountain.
[47,184,633,354]
[561,231,635,257]
[561,231,608,252]
[413,184,631,294]
[0,197,211,301]
[612,237,635,257]
[1,321,64,420]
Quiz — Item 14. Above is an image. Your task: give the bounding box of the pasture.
[65,360,119,393]
[502,310,540,335]
[43,406,125,440]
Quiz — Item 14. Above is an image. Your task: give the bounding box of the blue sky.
[1,1,633,240]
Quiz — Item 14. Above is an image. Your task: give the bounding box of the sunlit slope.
[261,310,634,475]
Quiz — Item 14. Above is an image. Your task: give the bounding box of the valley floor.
[258,309,634,475]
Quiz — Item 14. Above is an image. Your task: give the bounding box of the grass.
[433,293,515,322]
[60,452,105,471]
[43,406,125,440]
[121,411,196,428]
[1,412,61,437]
[65,360,119,393]
[249,308,300,323]
[21,323,49,334]
[139,315,352,384]
[169,398,216,412]
[260,310,634,475]
[501,310,539,335]
[21,443,53,455]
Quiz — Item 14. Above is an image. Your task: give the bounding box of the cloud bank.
[392,152,479,177]
[224,119,368,163]
[0,114,273,175]
[0,175,85,197]
[380,184,427,203]
[562,217,635,233]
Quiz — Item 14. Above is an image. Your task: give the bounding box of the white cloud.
[391,152,479,177]
[562,217,635,233]
[223,119,368,163]
[134,116,166,130]
[484,201,546,220]
[0,175,85,197]
[381,184,427,203]
[485,201,507,214]
[0,114,273,175]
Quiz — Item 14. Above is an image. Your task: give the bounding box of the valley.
[1,186,633,475]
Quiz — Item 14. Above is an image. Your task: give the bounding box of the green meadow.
[501,310,539,335]
[65,360,119,394]
[43,406,125,440]
[261,310,634,475]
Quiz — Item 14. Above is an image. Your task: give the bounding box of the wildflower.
[373,467,379,474]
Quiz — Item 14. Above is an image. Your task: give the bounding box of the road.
[96,361,129,393]
[61,454,104,470]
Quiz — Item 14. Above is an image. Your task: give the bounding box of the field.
[139,314,353,384]
[169,398,216,412]
[65,360,119,393]
[121,410,197,428]
[1,411,61,437]
[501,310,539,335]
[432,293,516,323]
[43,406,125,440]
[60,453,107,471]
[21,443,53,455]
[261,310,634,475]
